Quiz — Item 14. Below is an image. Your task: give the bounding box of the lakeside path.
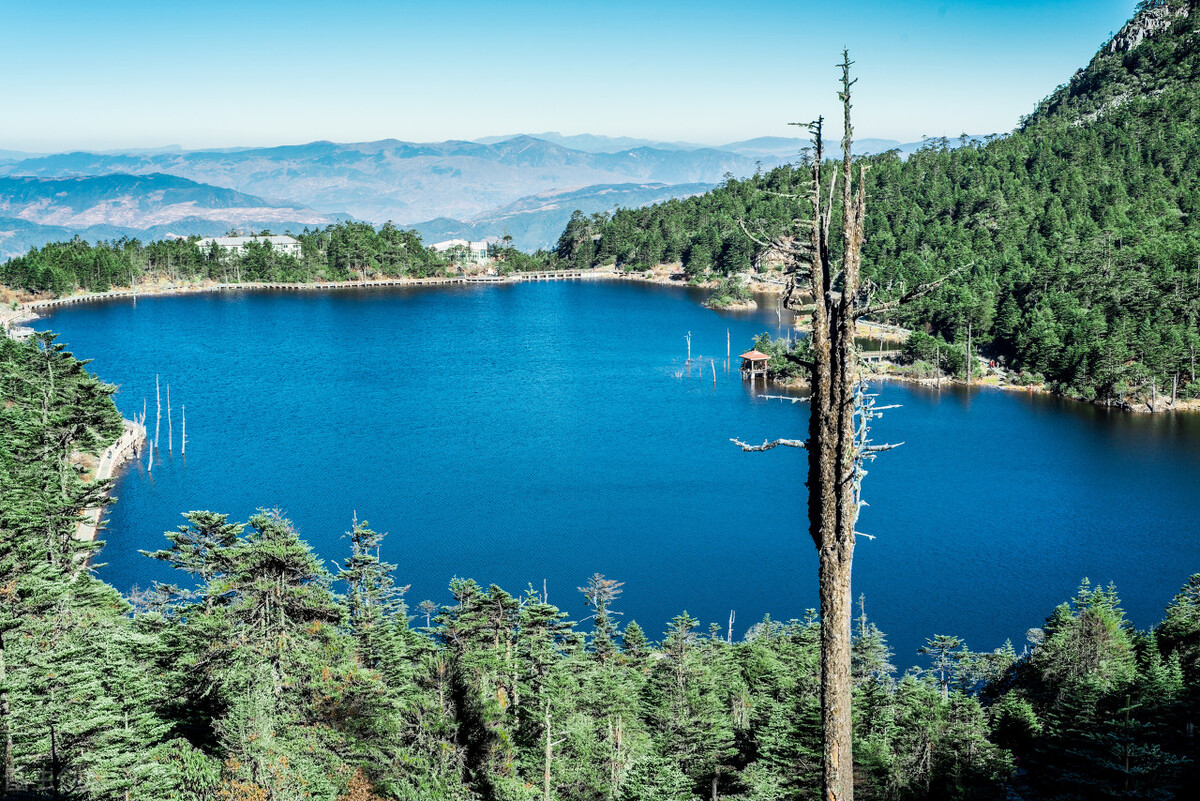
[77,419,146,542]
[3,266,907,340]
[35,267,1183,409]
[10,269,1192,412]
[2,268,667,331]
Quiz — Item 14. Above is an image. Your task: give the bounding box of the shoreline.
[4,266,772,331]
[6,270,1193,415]
[0,265,882,333]
[2,270,616,330]
[859,366,1200,415]
[77,419,147,543]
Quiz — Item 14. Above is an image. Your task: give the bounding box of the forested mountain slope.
[561,0,1200,403]
[862,0,1200,400]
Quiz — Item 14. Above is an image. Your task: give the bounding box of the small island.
[702,276,758,310]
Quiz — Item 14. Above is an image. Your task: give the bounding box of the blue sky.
[1,0,1137,152]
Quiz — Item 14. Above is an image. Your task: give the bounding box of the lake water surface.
[41,281,1200,663]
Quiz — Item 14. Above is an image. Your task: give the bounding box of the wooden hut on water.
[740,350,770,382]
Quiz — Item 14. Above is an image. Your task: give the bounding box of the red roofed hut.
[740,350,770,383]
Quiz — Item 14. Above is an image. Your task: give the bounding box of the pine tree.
[578,573,625,662]
[851,597,895,688]
[621,621,649,661]
[337,516,409,669]
[1157,573,1200,682]
[140,510,245,604]
[171,510,353,799]
[643,613,739,799]
[919,635,965,700]
[1032,579,1137,697]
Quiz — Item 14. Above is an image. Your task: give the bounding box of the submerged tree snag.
[731,52,934,801]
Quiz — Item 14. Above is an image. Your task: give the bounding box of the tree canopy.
[3,329,1200,799]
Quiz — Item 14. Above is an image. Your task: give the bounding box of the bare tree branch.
[777,238,816,257]
[762,189,807,200]
[738,219,818,261]
[737,218,775,251]
[855,264,969,319]
[730,437,808,452]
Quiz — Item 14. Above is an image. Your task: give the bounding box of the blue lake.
[40,281,1200,664]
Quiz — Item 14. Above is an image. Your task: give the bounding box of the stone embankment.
[3,266,810,329]
[0,303,37,338]
[28,270,601,303]
[3,270,629,334]
[77,419,146,542]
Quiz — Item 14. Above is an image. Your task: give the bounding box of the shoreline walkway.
[14,269,620,320]
[77,419,146,542]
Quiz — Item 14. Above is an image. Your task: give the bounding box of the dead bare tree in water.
[732,52,952,801]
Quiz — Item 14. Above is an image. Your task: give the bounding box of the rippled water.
[40,281,1200,663]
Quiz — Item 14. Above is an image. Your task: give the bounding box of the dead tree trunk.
[155,374,161,449]
[734,53,939,801]
[543,701,565,801]
[810,56,868,800]
[736,63,862,798]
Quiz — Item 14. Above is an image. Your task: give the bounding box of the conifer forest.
[3,331,1200,800]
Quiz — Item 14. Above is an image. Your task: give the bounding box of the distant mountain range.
[409,182,714,251]
[0,174,339,260]
[0,137,773,224]
[469,132,984,158]
[718,135,990,158]
[0,174,334,230]
[473,132,707,153]
[0,132,992,259]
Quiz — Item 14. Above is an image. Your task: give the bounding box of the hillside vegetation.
[557,0,1200,403]
[4,333,1200,800]
[0,222,555,296]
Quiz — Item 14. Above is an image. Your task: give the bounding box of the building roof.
[740,350,770,361]
[432,239,489,252]
[198,235,300,246]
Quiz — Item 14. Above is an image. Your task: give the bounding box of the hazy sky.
[1,0,1137,152]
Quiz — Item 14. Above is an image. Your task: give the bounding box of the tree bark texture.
[805,54,865,801]
[735,52,881,801]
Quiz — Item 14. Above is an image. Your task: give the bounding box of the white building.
[196,235,303,258]
[432,239,490,264]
